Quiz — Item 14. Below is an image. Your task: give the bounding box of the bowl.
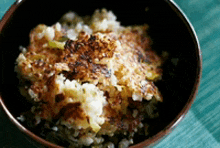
[0,0,202,147]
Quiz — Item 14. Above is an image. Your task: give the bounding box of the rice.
[15,9,163,147]
[55,74,107,132]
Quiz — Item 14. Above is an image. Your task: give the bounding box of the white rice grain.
[17,115,25,122]
[55,22,62,32]
[118,139,130,148]
[45,27,55,41]
[67,29,77,40]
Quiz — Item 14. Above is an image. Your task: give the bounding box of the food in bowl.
[15,9,164,147]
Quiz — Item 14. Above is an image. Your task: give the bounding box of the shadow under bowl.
[0,0,202,147]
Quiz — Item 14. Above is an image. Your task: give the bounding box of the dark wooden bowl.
[0,0,202,147]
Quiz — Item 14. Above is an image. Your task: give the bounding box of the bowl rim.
[130,1,202,147]
[0,0,202,148]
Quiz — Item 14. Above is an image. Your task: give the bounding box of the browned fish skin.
[60,32,117,81]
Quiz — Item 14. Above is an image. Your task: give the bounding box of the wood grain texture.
[1,0,220,148]
[155,0,220,147]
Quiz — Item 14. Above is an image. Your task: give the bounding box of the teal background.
[1,0,220,147]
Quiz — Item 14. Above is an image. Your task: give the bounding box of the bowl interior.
[0,0,201,147]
